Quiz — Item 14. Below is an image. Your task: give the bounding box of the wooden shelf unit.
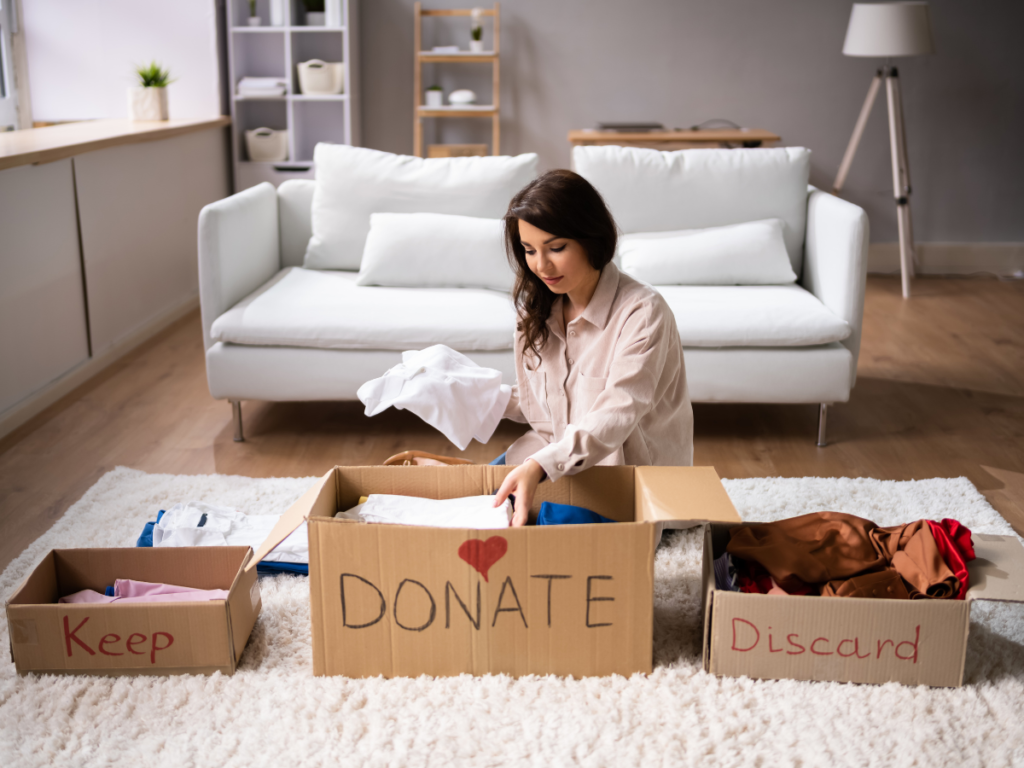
[413,3,500,157]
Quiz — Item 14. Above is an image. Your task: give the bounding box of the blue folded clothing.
[536,501,615,526]
[135,510,309,576]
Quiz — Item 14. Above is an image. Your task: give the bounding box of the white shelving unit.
[226,0,360,192]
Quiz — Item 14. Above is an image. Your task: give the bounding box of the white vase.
[469,40,484,53]
[127,87,169,121]
[270,0,285,26]
[248,16,261,26]
[306,11,325,26]
[325,0,342,27]
[425,90,443,108]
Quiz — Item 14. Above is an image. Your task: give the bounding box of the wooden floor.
[1,276,1022,572]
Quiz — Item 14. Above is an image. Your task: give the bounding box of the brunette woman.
[493,169,693,526]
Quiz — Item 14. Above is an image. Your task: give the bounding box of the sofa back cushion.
[573,146,811,274]
[304,145,538,270]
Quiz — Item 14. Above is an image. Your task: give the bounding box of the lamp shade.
[843,2,935,57]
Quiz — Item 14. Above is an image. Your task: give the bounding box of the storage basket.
[296,60,345,95]
[244,128,288,163]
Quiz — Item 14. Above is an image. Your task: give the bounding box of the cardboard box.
[701,523,1024,687]
[248,465,740,678]
[6,546,261,676]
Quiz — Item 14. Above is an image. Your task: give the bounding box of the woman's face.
[518,219,598,296]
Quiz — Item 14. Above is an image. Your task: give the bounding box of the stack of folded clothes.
[715,512,975,600]
[236,76,287,97]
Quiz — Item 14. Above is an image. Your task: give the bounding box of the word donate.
[339,572,617,632]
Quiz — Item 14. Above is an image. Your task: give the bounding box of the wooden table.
[568,128,780,151]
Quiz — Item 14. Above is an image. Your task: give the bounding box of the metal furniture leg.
[231,400,244,442]
[817,403,829,447]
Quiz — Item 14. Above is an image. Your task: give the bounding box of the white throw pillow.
[619,219,798,285]
[356,213,512,291]
[304,144,538,270]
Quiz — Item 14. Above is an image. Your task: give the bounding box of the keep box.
[700,522,1024,687]
[6,546,261,676]
[248,464,741,679]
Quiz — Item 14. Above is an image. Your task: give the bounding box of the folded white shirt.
[357,345,512,451]
[335,494,513,529]
[153,501,308,564]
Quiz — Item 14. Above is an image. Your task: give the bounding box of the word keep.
[63,616,174,664]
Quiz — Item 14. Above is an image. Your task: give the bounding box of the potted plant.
[128,62,172,121]
[248,0,261,26]
[469,8,485,52]
[425,84,443,108]
[304,0,326,26]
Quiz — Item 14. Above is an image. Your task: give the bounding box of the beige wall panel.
[0,160,89,414]
[74,128,229,355]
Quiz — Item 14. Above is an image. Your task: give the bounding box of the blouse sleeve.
[526,303,671,482]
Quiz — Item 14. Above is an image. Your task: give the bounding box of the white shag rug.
[1,468,1023,768]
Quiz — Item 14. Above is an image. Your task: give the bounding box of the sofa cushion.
[304,145,537,271]
[210,268,516,352]
[573,146,811,274]
[357,212,512,291]
[659,285,851,347]
[620,219,797,285]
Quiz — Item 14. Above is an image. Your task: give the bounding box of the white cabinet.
[227,0,360,192]
[0,161,90,414]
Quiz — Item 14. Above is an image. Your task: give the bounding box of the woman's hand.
[493,459,546,527]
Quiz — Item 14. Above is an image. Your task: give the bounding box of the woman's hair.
[503,169,618,363]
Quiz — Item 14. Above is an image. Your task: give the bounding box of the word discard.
[730,618,922,664]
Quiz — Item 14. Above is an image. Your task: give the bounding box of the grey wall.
[359,0,1024,243]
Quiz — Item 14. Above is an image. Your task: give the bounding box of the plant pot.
[469,40,485,53]
[248,16,262,26]
[127,87,169,121]
[305,11,326,26]
[425,90,443,108]
[296,59,345,95]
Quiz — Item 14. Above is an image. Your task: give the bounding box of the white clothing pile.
[153,501,307,564]
[357,345,512,450]
[236,77,287,97]
[335,494,513,529]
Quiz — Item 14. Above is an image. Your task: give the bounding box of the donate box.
[248,465,740,678]
[6,547,261,676]
[700,523,1024,687]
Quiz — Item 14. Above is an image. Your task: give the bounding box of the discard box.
[248,465,740,678]
[701,523,1024,687]
[6,546,261,676]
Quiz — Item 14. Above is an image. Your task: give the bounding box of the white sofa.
[198,146,868,446]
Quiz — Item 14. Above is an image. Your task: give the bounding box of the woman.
[493,169,693,526]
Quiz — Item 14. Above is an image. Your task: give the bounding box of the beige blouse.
[504,262,693,481]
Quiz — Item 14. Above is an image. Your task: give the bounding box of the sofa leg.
[816,403,828,447]
[231,400,245,442]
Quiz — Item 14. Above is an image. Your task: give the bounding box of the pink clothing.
[58,580,229,605]
[504,262,693,481]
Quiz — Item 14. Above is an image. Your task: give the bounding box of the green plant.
[248,0,257,16]
[427,84,442,91]
[303,0,325,11]
[471,25,483,41]
[135,61,173,88]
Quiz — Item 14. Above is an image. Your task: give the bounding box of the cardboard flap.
[966,534,1024,604]
[635,466,740,524]
[245,470,334,573]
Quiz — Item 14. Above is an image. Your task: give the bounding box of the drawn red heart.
[458,536,508,582]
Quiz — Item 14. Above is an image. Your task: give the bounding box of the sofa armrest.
[198,182,281,350]
[802,186,870,387]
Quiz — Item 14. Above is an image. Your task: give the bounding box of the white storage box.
[245,128,289,163]
[297,60,345,95]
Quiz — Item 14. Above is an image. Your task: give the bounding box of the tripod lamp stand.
[832,2,934,299]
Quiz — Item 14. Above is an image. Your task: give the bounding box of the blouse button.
[557,463,565,471]
[570,331,576,337]
[568,358,574,365]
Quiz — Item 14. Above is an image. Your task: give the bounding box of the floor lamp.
[832,2,934,299]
